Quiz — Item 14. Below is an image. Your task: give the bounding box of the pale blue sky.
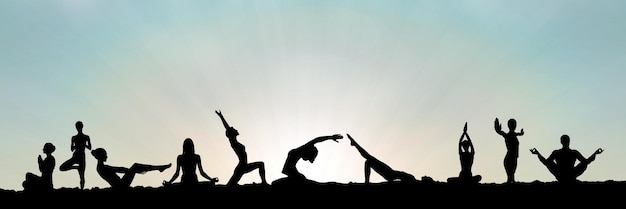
[1,1,626,191]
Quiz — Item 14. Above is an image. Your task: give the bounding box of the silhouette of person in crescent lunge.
[59,121,92,189]
[494,117,524,184]
[447,122,481,184]
[530,134,603,184]
[347,134,417,184]
[23,142,56,192]
[215,110,268,186]
[163,138,218,187]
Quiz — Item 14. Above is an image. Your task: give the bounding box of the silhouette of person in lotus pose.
[530,134,603,184]
[347,134,417,184]
[59,121,91,189]
[91,147,171,190]
[23,142,56,192]
[215,110,268,186]
[447,123,481,184]
[163,138,218,187]
[494,117,524,184]
[274,134,343,184]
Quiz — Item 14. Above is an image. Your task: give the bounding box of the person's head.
[226,127,239,138]
[460,140,471,151]
[183,138,195,155]
[43,143,56,154]
[91,148,107,162]
[560,135,570,148]
[75,121,84,132]
[507,119,517,130]
[301,146,319,163]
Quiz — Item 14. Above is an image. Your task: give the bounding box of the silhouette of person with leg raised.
[215,110,268,186]
[91,147,171,190]
[23,142,56,192]
[347,134,417,184]
[530,134,603,184]
[494,118,524,184]
[163,138,218,187]
[447,122,481,185]
[273,133,343,186]
[59,121,92,189]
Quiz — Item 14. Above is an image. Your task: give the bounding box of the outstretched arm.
[586,148,604,163]
[215,110,230,129]
[302,134,343,148]
[197,157,218,182]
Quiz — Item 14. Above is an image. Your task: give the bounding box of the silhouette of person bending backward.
[91,147,171,190]
[23,142,56,192]
[347,134,417,184]
[494,117,524,184]
[447,123,481,184]
[59,121,92,189]
[273,134,343,185]
[215,110,268,186]
[163,138,218,187]
[530,134,603,184]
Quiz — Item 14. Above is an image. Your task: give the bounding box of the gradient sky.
[1,1,626,191]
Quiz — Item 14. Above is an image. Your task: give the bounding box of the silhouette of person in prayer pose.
[23,142,56,192]
[59,121,92,189]
[163,138,218,187]
[447,123,481,184]
[215,110,268,186]
[347,134,417,184]
[273,134,343,185]
[530,134,603,184]
[91,147,171,190]
[494,118,524,184]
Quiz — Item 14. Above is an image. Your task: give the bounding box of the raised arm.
[215,110,230,129]
[302,134,343,148]
[494,118,505,135]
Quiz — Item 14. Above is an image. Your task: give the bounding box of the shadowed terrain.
[4,179,624,207]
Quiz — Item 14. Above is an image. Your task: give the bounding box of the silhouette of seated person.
[23,142,56,192]
[347,134,417,184]
[163,138,218,188]
[273,134,343,186]
[447,123,481,185]
[91,147,171,190]
[530,134,603,184]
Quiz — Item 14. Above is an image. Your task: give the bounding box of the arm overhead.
[215,110,230,129]
[302,134,343,148]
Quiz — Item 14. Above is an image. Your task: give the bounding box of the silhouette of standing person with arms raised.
[347,134,417,184]
[530,134,603,184]
[23,142,56,192]
[447,123,481,184]
[272,133,343,186]
[91,147,171,190]
[59,121,92,189]
[215,110,268,186]
[494,118,524,184]
[163,138,218,187]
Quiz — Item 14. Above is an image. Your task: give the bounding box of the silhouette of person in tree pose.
[59,121,92,189]
[274,134,343,184]
[494,118,524,184]
[91,147,171,190]
[23,142,56,192]
[163,138,218,187]
[347,134,417,184]
[215,110,268,186]
[447,123,481,184]
[530,134,603,184]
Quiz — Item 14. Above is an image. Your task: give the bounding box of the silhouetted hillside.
[4,179,624,207]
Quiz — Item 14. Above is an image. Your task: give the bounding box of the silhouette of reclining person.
[163,138,218,187]
[215,110,268,186]
[530,134,603,184]
[447,123,481,184]
[91,147,171,190]
[273,134,343,185]
[347,134,417,184]
[59,121,92,189]
[23,142,56,192]
[494,117,524,184]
